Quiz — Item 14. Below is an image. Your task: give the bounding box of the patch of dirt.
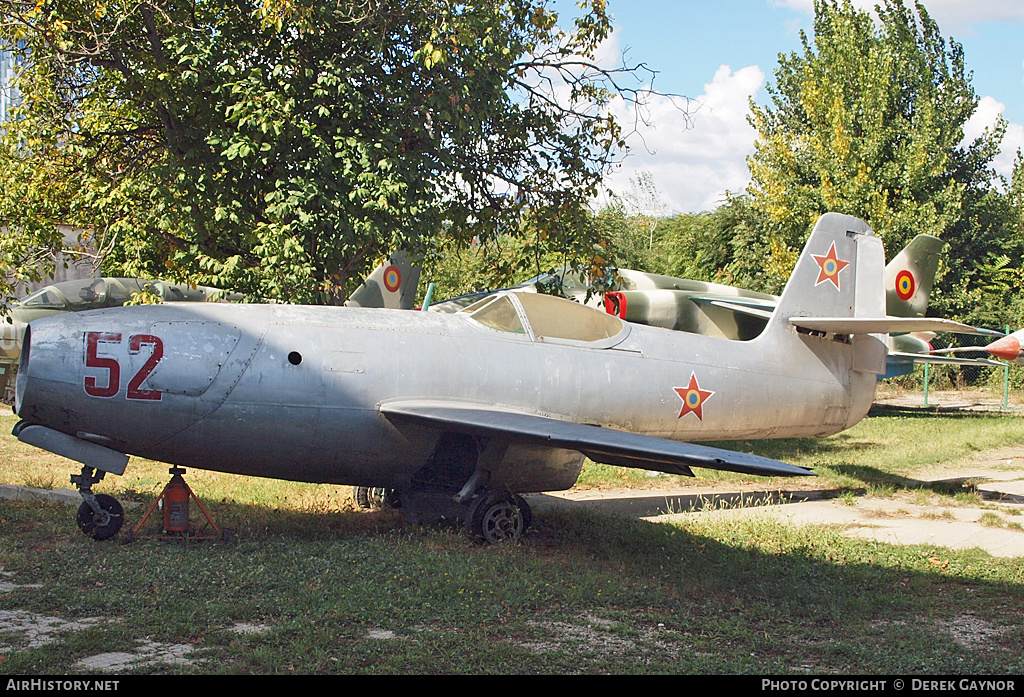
[75,640,198,672]
[0,610,105,651]
[518,614,683,660]
[934,613,1012,650]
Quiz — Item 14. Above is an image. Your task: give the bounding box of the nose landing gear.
[71,466,125,541]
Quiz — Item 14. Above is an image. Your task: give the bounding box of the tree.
[0,0,660,308]
[745,0,1009,291]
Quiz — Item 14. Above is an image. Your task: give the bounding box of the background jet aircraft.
[430,234,1001,377]
[13,214,992,543]
[343,251,420,310]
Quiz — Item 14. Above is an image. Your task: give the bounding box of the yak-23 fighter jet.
[12,214,993,543]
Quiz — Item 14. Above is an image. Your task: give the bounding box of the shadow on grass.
[1,493,1023,674]
[528,488,837,519]
[869,404,1020,418]
[819,462,1024,503]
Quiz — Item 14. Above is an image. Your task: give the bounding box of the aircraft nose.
[985,334,1021,361]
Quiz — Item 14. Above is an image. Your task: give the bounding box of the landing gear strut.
[71,466,124,541]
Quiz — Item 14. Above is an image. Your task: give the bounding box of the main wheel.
[465,491,531,543]
[353,486,400,510]
[76,494,125,541]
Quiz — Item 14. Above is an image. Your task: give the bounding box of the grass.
[1,411,1024,674]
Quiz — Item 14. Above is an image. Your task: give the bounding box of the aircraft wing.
[379,400,813,478]
[789,317,1002,336]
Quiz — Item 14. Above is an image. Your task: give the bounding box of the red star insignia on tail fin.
[811,242,850,290]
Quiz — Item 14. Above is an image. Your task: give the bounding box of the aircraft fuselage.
[16,298,875,493]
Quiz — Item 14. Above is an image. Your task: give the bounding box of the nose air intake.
[14,324,30,416]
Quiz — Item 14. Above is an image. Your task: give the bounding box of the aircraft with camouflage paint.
[430,234,1001,378]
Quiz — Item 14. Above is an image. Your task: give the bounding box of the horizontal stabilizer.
[789,317,1001,336]
[887,351,1005,368]
[380,400,813,478]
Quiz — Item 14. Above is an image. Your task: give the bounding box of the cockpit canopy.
[463,292,626,346]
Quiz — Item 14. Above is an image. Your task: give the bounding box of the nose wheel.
[76,494,124,540]
[71,467,125,541]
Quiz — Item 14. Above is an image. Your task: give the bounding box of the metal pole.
[923,361,929,406]
[1005,325,1011,410]
[421,282,435,311]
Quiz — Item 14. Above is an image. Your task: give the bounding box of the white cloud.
[964,95,1024,180]
[604,64,765,214]
[603,76,1022,217]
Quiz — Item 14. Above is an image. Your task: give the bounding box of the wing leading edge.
[379,400,813,478]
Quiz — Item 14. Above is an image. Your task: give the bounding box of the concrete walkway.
[528,457,1024,558]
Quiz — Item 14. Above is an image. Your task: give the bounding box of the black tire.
[76,494,125,541]
[353,486,400,510]
[465,491,531,543]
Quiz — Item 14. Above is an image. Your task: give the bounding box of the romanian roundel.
[895,269,915,301]
[383,265,402,293]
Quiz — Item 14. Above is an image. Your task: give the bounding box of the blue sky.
[548,0,1024,213]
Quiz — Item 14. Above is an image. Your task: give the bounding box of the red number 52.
[84,331,164,401]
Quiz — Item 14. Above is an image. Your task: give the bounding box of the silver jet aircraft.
[12,214,986,543]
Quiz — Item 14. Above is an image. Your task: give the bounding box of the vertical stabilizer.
[772,213,883,321]
[344,251,421,310]
[884,234,943,318]
[768,213,887,378]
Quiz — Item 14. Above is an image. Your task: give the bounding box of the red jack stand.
[125,467,231,542]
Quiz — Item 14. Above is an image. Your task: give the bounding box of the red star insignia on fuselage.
[674,373,714,421]
[811,242,850,290]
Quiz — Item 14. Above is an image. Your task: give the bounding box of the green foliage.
[421,203,616,304]
[0,0,644,308]
[746,0,1010,295]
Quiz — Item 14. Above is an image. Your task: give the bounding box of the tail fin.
[344,251,421,310]
[884,234,943,318]
[768,213,888,376]
[772,213,885,322]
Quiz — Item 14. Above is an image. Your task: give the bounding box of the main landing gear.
[464,490,532,544]
[352,486,401,510]
[353,483,533,544]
